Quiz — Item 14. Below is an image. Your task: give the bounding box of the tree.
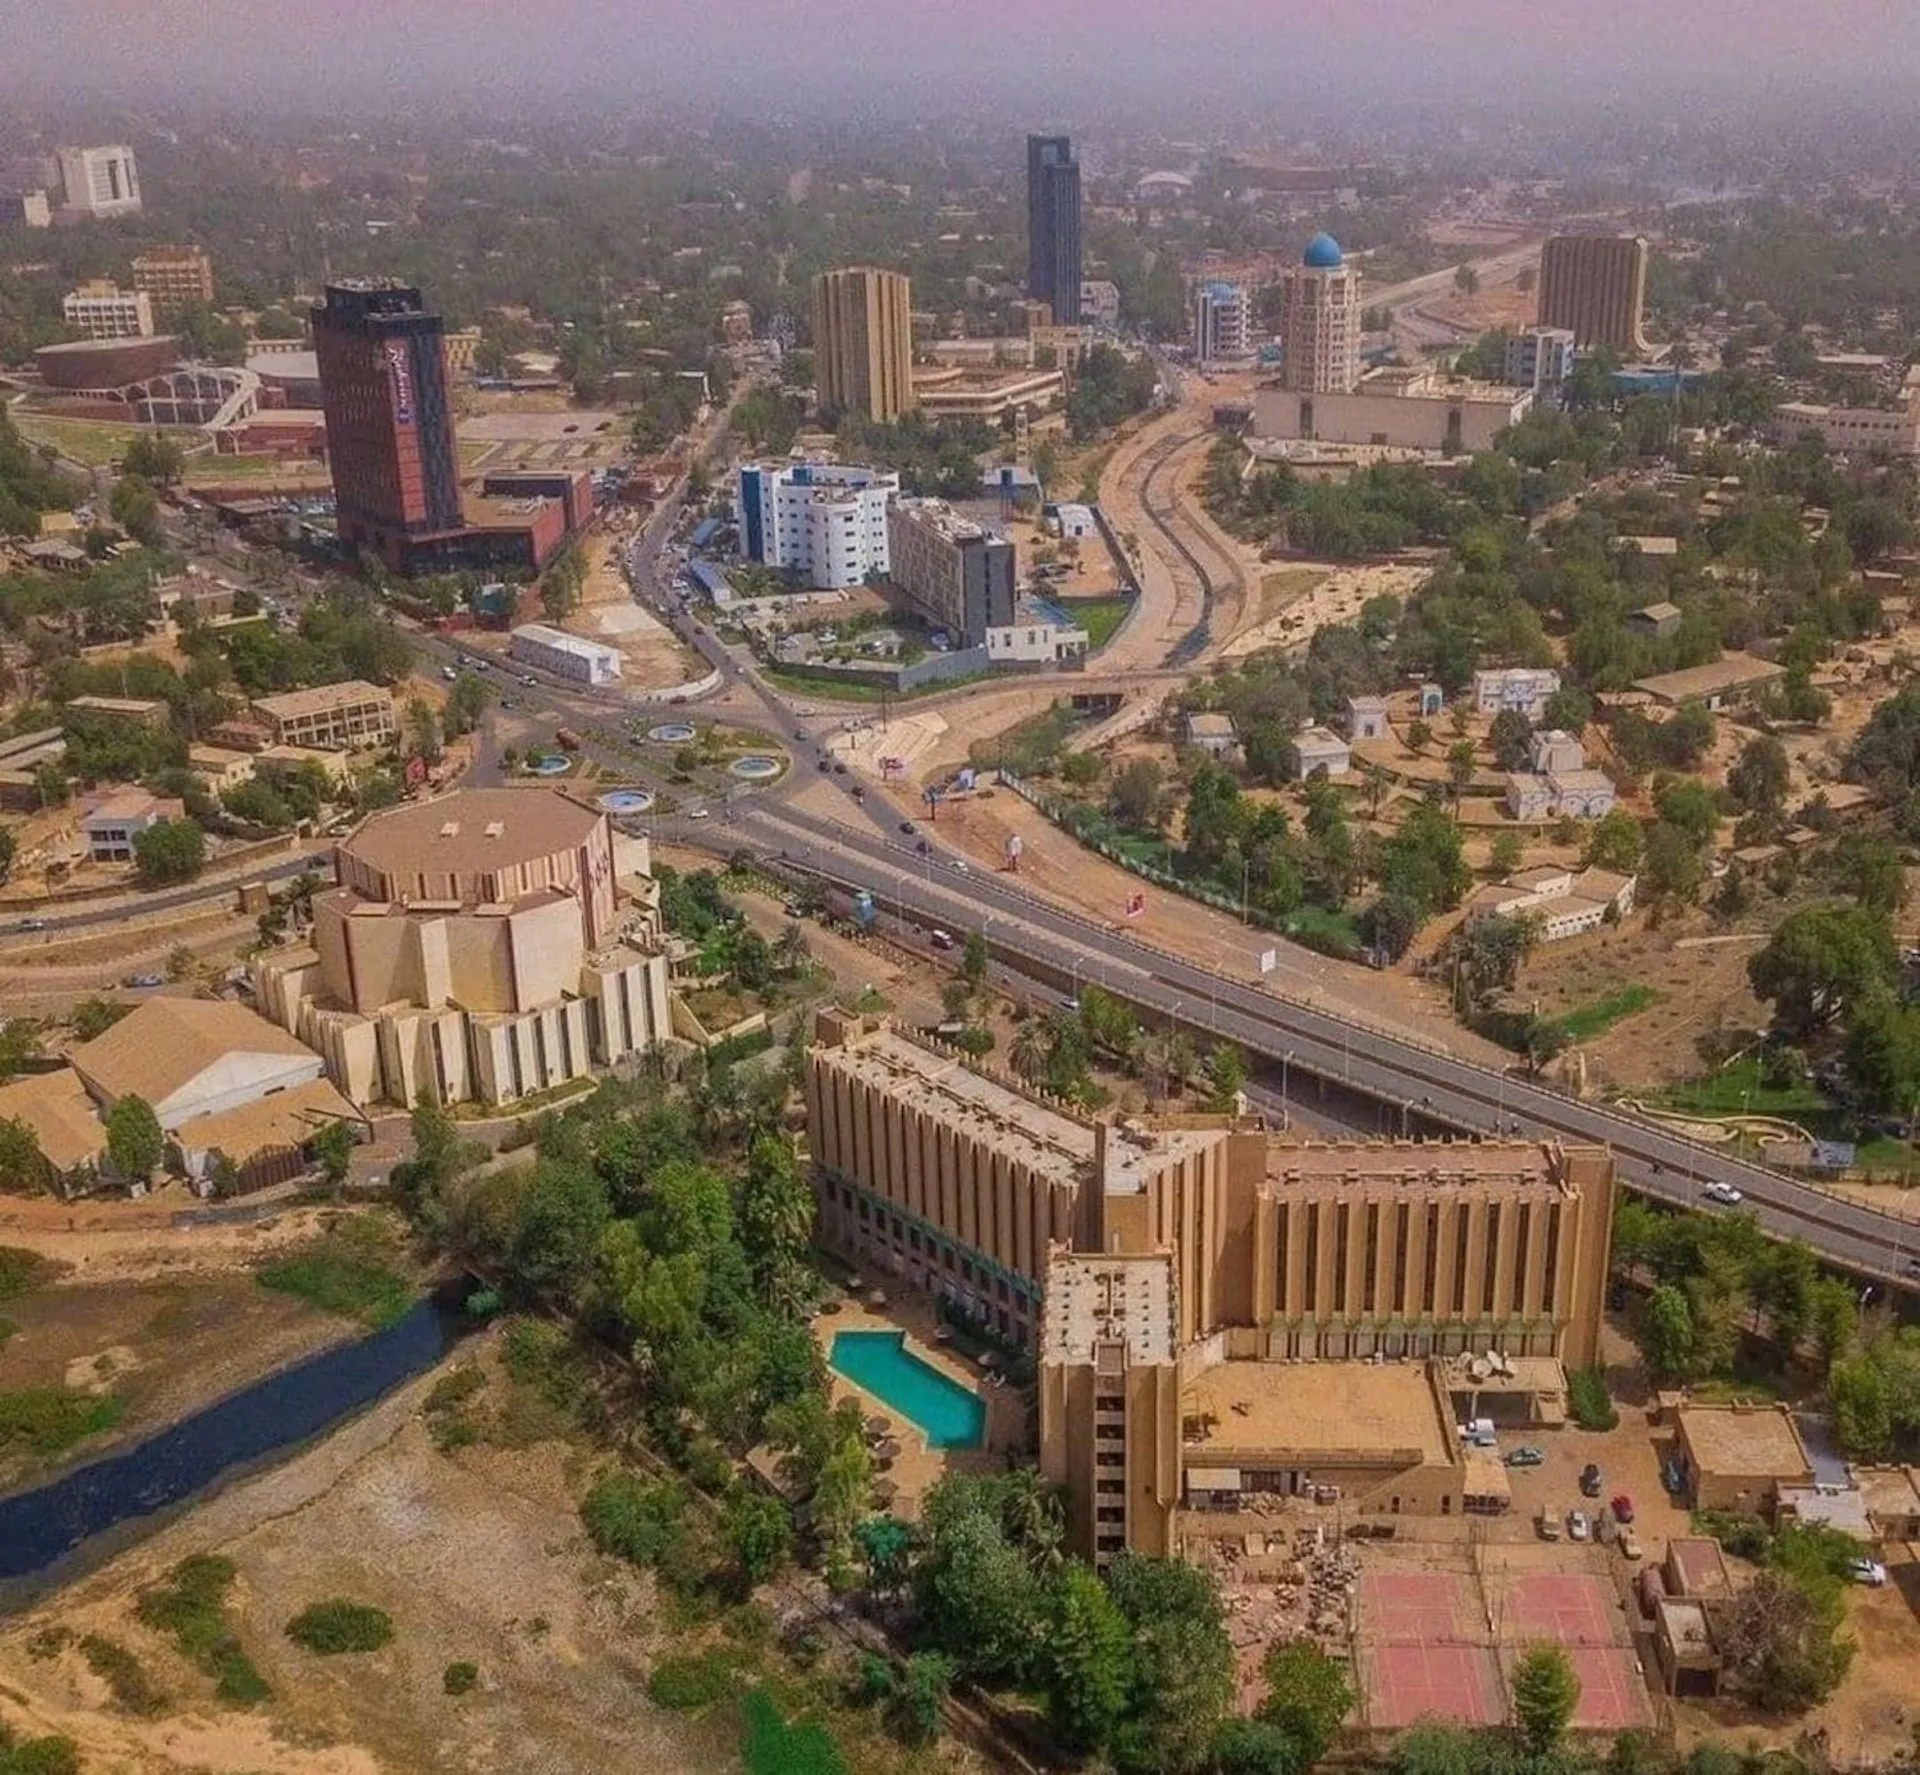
[1112,757,1167,831]
[1258,1639,1355,1766]
[737,1134,814,1314]
[1212,1718,1310,1775]
[105,1094,164,1180]
[1510,1643,1579,1755]
[1105,1554,1234,1775]
[0,828,14,886]
[886,1651,954,1747]
[962,930,989,987]
[1582,809,1644,873]
[405,695,442,765]
[1842,999,1920,1119]
[541,544,587,622]
[442,671,492,737]
[0,1117,47,1194]
[133,818,205,886]
[1489,710,1534,772]
[1717,1567,1854,1712]
[1652,777,1722,849]
[1641,823,1704,910]
[310,1117,356,1189]
[1203,1042,1247,1112]
[1043,1561,1134,1753]
[1446,740,1478,800]
[1639,1283,1697,1382]
[1728,734,1791,817]
[1748,902,1896,1037]
[1488,830,1523,875]
[109,473,162,546]
[1011,1020,1049,1084]
[122,433,184,486]
[720,1487,792,1593]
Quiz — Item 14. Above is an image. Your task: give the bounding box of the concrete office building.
[736,460,900,589]
[806,1015,1617,1564]
[61,282,154,341]
[55,145,141,219]
[1770,397,1920,458]
[132,246,215,317]
[1252,365,1530,455]
[255,788,671,1109]
[311,281,464,571]
[886,498,1017,645]
[1505,327,1578,396]
[1194,281,1251,366]
[1026,135,1083,326]
[1537,236,1651,356]
[509,623,622,685]
[1080,280,1122,331]
[813,267,915,424]
[1278,234,1362,395]
[251,681,396,751]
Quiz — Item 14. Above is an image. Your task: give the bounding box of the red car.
[1610,1494,1635,1524]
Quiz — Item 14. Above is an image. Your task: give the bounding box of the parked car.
[1580,1463,1603,1498]
[440,664,457,682]
[1610,1494,1635,1525]
[1506,1446,1546,1468]
[1567,1510,1591,1542]
[122,972,163,989]
[1703,1181,1745,1206]
[1850,1558,1889,1587]
[1535,1509,1561,1542]
[1617,1532,1643,1562]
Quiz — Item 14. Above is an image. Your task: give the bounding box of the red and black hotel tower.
[311,281,464,570]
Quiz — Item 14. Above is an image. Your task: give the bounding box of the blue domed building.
[1302,231,1345,270]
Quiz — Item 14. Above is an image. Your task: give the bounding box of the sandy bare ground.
[0,1195,343,1286]
[1219,562,1432,660]
[563,532,701,689]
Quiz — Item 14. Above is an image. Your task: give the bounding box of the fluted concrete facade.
[813,267,915,424]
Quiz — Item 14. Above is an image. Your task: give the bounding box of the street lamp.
[1280,1049,1294,1128]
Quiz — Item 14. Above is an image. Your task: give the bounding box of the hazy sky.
[5,0,1918,112]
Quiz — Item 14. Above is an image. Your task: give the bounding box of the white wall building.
[735,460,899,589]
[56,145,141,219]
[1080,280,1122,330]
[1194,281,1251,365]
[509,623,622,686]
[1505,327,1578,396]
[987,607,1090,667]
[1473,667,1561,717]
[1770,399,1920,458]
[61,282,154,341]
[1466,867,1636,942]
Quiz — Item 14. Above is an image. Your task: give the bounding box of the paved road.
[0,850,325,946]
[708,797,1920,1292]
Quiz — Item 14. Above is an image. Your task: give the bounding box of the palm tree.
[1166,1031,1197,1096]
[1010,1021,1048,1083]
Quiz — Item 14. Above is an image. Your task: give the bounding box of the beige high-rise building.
[61,281,154,341]
[132,246,215,317]
[1278,232,1362,395]
[813,266,915,423]
[1537,235,1651,356]
[805,1014,1618,1566]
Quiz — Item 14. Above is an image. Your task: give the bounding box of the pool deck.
[812,1294,1025,1522]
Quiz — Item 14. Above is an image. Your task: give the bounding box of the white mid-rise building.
[56,145,141,219]
[1770,398,1920,458]
[509,623,622,685]
[61,282,154,341]
[1504,327,1578,395]
[735,460,899,589]
[1194,281,1251,365]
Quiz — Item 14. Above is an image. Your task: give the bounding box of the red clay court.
[1357,1571,1484,1644]
[1500,1572,1627,1648]
[1361,1643,1506,1729]
[1496,1644,1657,1732]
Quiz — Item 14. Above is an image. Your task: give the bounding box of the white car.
[1850,1558,1889,1587]
[1703,1182,1745,1206]
[687,807,711,820]
[1567,1510,1591,1542]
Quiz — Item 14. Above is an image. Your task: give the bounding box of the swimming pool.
[828,1330,986,1450]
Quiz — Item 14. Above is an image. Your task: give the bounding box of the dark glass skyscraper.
[1026,134,1082,326]
[311,280,463,570]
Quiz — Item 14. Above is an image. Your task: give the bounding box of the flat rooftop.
[1677,1403,1812,1479]
[1042,1252,1177,1367]
[818,1026,1093,1193]
[1264,1138,1561,1193]
[1182,1360,1456,1468]
[253,680,392,719]
[1633,653,1785,702]
[893,498,996,544]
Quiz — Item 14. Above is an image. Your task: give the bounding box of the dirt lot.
[0,1267,351,1493]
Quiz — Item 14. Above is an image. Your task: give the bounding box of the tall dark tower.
[1026,134,1082,326]
[311,280,463,570]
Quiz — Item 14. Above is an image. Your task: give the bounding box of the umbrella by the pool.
[864,1415,892,1439]
[874,1438,903,1462]
[872,1478,899,1504]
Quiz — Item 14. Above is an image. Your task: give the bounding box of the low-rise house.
[1473,667,1560,718]
[1346,695,1389,741]
[1674,1402,1815,1514]
[1293,726,1352,779]
[79,788,185,863]
[1627,601,1683,638]
[1856,1466,1920,1542]
[188,745,256,792]
[0,1069,107,1193]
[1633,653,1785,711]
[1527,729,1585,775]
[1465,866,1635,941]
[1184,712,1241,761]
[67,696,170,731]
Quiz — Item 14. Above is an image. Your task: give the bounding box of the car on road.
[849,785,866,801]
[817,758,832,772]
[687,807,711,820]
[899,822,914,835]
[1567,1510,1591,1542]
[122,972,163,989]
[14,918,47,932]
[1703,1181,1745,1206]
[1505,1446,1545,1468]
[519,674,536,687]
[916,840,930,855]
[950,858,968,872]
[833,762,847,775]
[1610,1494,1635,1524]
[1580,1463,1602,1497]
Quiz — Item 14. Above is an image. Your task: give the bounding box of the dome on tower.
[1302,232,1345,269]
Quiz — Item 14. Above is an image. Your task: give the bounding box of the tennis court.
[1361,1643,1506,1729]
[1356,1571,1483,1645]
[1500,1572,1629,1649]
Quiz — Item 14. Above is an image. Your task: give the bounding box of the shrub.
[78,1634,167,1716]
[0,1246,53,1302]
[0,1734,81,1775]
[0,1388,124,1456]
[581,1469,690,1569]
[136,1554,271,1707]
[1568,1367,1619,1431]
[424,1365,486,1415]
[443,1661,480,1696]
[646,1650,736,1712]
[256,1227,412,1328]
[285,1600,394,1655]
[741,1688,848,1775]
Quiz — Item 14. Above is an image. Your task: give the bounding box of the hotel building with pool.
[805,1013,1617,1567]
